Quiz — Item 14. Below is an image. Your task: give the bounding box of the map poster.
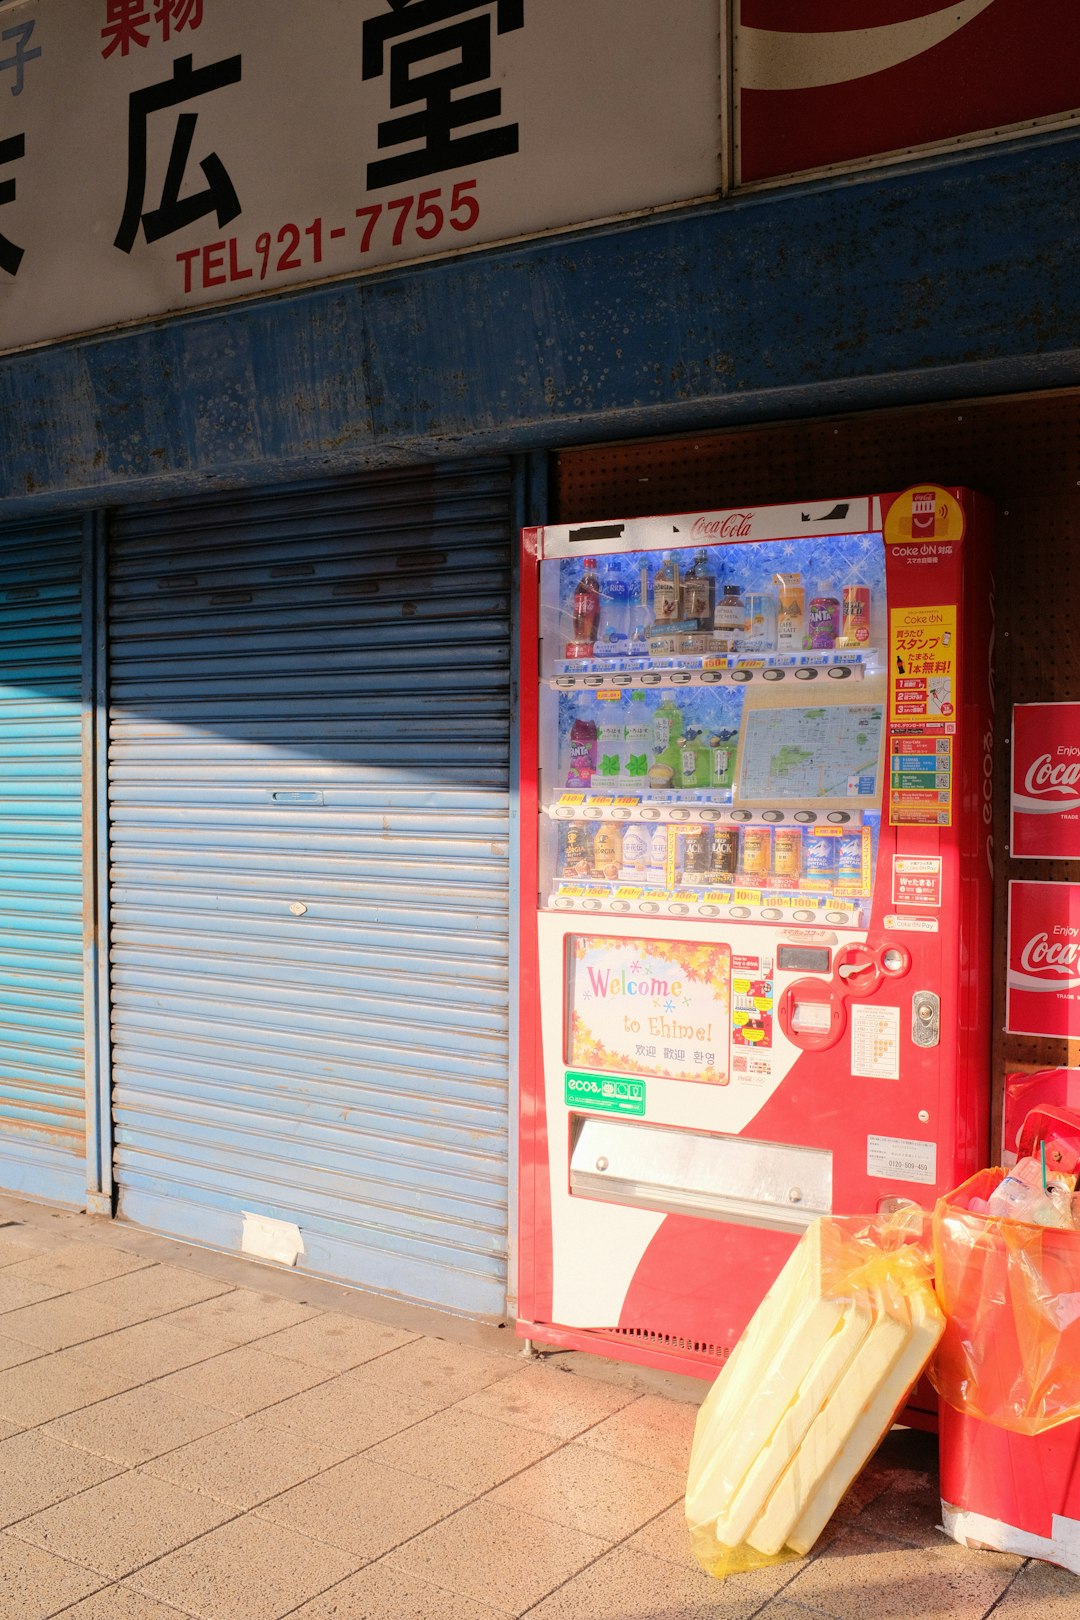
[738,702,884,803]
[565,935,731,1085]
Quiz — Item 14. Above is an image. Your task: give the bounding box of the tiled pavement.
[0,1195,1073,1619]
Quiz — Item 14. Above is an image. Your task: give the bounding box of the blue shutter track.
[108,462,512,1319]
[0,515,87,1204]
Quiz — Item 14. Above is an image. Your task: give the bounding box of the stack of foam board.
[686,1218,944,1573]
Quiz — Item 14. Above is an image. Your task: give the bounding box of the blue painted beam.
[2,131,1080,514]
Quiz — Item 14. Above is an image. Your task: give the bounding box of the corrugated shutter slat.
[108,464,511,1318]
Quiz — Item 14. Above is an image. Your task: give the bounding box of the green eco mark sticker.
[564,1071,646,1117]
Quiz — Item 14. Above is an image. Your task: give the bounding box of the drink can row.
[558,821,864,888]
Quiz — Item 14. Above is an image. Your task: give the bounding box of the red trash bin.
[935,1078,1080,1575]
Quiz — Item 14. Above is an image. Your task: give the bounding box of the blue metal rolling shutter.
[0,516,87,1204]
[108,464,512,1317]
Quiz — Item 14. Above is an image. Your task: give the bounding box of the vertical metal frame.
[506,451,549,1319]
[81,510,112,1215]
[718,0,735,195]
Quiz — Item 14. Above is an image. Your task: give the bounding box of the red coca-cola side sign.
[1011,703,1080,860]
[736,0,1080,184]
[1007,881,1080,1038]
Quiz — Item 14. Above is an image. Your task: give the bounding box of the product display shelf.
[545,795,874,826]
[546,882,866,927]
[547,652,870,692]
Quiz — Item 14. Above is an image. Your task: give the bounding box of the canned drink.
[841,585,871,645]
[803,833,838,881]
[808,597,840,649]
[742,591,777,650]
[679,825,713,880]
[710,827,738,881]
[560,822,594,878]
[837,831,864,884]
[773,827,803,881]
[592,824,623,880]
[741,827,772,876]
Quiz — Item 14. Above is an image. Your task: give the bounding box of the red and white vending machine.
[517,485,994,1385]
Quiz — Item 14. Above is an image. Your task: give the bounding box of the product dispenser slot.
[568,1117,832,1233]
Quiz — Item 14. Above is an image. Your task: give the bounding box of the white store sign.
[0,0,722,353]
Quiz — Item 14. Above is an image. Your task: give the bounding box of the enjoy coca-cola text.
[1023,753,1080,798]
[1018,930,1080,974]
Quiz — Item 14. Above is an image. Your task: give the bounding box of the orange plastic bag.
[931,1168,1080,1435]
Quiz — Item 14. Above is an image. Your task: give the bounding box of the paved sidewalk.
[0,1194,1072,1619]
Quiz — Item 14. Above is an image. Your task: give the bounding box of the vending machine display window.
[539,530,887,929]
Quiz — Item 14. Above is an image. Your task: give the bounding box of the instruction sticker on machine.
[867,1135,937,1186]
[889,604,957,827]
[850,1004,900,1080]
[566,935,730,1084]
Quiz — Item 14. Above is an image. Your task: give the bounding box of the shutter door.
[108,464,512,1317]
[0,516,87,1204]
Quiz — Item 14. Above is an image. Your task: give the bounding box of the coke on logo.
[911,490,937,538]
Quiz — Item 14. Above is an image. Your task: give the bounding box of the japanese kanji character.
[0,133,25,275]
[362,0,523,190]
[0,21,42,96]
[114,53,242,254]
[101,0,151,58]
[154,0,204,44]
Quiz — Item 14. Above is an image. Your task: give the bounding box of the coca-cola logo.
[1023,753,1080,800]
[692,513,753,540]
[1018,931,1080,979]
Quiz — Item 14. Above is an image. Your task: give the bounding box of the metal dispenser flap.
[569,1117,832,1233]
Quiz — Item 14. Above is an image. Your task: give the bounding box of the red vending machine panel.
[517,487,994,1378]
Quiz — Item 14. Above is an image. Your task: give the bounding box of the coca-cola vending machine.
[517,486,994,1384]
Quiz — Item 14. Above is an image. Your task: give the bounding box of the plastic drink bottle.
[623,715,651,781]
[646,824,671,884]
[714,584,745,647]
[596,718,625,780]
[681,549,716,627]
[653,554,681,624]
[596,560,630,650]
[571,558,600,645]
[742,591,777,651]
[652,699,684,784]
[619,823,650,878]
[628,562,651,653]
[710,734,737,791]
[678,727,712,789]
[565,717,598,788]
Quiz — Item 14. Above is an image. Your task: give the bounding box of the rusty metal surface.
[0,134,1079,513]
